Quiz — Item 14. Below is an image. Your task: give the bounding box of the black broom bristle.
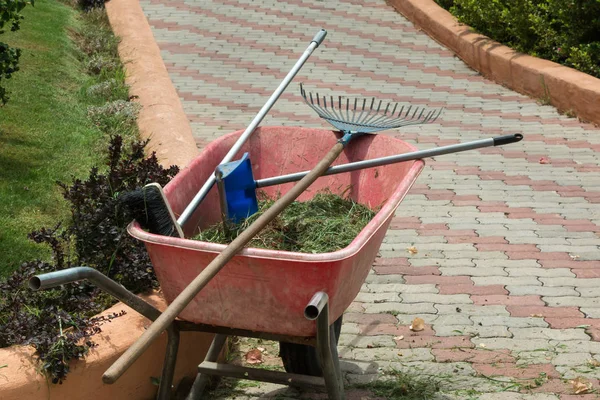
[119,184,181,237]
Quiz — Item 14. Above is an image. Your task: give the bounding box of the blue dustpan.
[215,152,258,223]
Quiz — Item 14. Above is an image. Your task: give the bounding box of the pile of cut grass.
[193,192,376,253]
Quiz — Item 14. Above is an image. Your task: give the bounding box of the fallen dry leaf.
[588,359,600,367]
[409,317,425,332]
[394,335,404,341]
[479,343,487,348]
[539,157,549,164]
[244,349,263,365]
[570,377,592,394]
[530,313,544,318]
[407,246,418,255]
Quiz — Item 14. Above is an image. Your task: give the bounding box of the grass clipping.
[193,192,376,253]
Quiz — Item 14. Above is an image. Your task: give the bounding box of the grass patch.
[0,1,131,276]
[193,192,376,253]
[357,370,442,400]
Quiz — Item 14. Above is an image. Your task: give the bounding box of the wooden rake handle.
[102,141,346,384]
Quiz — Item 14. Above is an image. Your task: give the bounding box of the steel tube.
[158,327,180,400]
[177,29,327,227]
[185,334,228,400]
[256,136,502,188]
[197,361,326,388]
[29,267,162,321]
[312,293,344,400]
[304,292,329,320]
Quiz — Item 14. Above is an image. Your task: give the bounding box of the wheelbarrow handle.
[255,133,524,188]
[177,29,327,228]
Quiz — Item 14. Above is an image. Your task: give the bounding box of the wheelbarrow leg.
[185,334,228,400]
[308,292,345,400]
[157,325,180,400]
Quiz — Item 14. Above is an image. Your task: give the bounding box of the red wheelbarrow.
[132,126,423,398]
[29,126,423,400]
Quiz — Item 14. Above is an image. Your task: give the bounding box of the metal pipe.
[304,292,329,320]
[197,361,326,388]
[256,134,523,188]
[158,327,180,400]
[177,29,328,227]
[311,293,344,400]
[29,267,162,321]
[185,334,228,400]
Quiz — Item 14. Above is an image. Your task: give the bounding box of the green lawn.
[0,0,106,275]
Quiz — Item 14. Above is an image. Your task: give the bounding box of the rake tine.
[357,98,377,125]
[322,95,340,121]
[329,95,345,122]
[362,99,384,126]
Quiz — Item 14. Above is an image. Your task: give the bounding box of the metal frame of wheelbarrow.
[29,267,346,400]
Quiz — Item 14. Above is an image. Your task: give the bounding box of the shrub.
[0,0,33,104]
[437,0,600,78]
[0,136,179,383]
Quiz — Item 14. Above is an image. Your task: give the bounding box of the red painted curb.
[387,0,600,126]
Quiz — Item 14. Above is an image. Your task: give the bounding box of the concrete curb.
[106,0,199,168]
[387,0,600,126]
[0,294,212,400]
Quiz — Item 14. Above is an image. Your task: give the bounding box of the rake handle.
[102,141,346,384]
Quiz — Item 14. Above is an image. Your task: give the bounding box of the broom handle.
[256,134,524,188]
[103,141,346,384]
[177,29,328,228]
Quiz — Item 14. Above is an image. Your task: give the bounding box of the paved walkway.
[139,0,600,398]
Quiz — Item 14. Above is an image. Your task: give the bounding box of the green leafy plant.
[0,0,33,104]
[437,0,600,78]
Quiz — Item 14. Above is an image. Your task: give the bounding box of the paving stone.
[348,347,434,362]
[471,315,549,328]
[472,276,542,286]
[434,324,512,338]
[338,359,379,375]
[577,287,600,297]
[581,308,600,318]
[509,327,591,341]
[504,268,575,278]
[435,304,510,316]
[365,283,438,294]
[438,267,507,276]
[505,285,579,296]
[543,296,600,308]
[551,352,593,366]
[338,334,395,349]
[471,338,553,352]
[541,278,600,287]
[400,293,472,304]
[363,302,437,315]
[514,350,556,366]
[353,292,400,303]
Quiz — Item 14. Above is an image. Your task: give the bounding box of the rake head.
[300,83,442,134]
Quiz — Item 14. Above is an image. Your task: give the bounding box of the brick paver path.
[140,0,600,398]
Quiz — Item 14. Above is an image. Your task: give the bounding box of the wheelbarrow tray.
[128,126,424,337]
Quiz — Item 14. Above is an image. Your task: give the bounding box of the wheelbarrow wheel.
[279,315,343,377]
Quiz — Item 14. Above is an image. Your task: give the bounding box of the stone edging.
[387,0,600,126]
[106,0,199,168]
[0,0,209,398]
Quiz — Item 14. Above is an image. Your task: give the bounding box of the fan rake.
[300,83,442,134]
